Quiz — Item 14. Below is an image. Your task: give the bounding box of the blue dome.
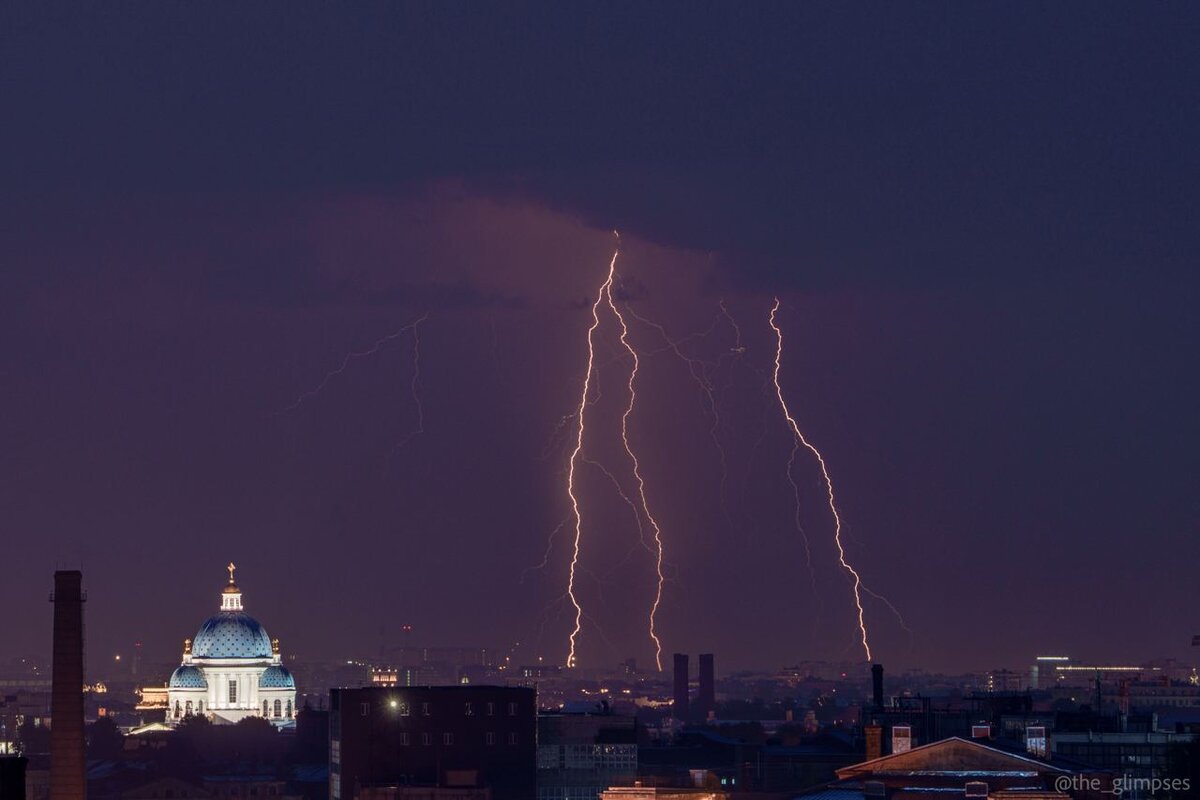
[192,612,272,659]
[169,665,208,689]
[259,665,295,689]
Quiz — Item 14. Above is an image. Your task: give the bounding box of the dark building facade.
[50,571,85,800]
[696,655,715,721]
[0,756,27,800]
[671,655,688,722]
[330,686,535,800]
[537,712,637,800]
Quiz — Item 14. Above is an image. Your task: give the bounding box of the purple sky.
[1,4,1197,673]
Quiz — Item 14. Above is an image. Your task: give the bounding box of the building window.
[507,702,517,716]
[263,700,269,716]
[486,702,495,716]
[185,701,193,716]
[421,733,431,746]
[508,732,518,745]
[274,699,282,718]
[398,701,410,716]
[443,733,454,745]
[198,701,203,713]
[399,732,409,746]
[174,701,181,719]
[464,702,473,716]
[286,700,293,718]
[422,702,431,716]
[360,703,370,716]
[485,732,495,746]
[228,680,237,704]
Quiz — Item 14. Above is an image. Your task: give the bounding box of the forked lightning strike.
[563,247,617,669]
[605,275,668,672]
[563,234,670,670]
[768,298,874,661]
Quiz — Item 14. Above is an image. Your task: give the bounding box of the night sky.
[2,3,1197,673]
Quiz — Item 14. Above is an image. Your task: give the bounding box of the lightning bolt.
[768,297,874,661]
[281,314,428,416]
[605,277,668,672]
[388,315,426,456]
[624,305,734,534]
[564,245,618,669]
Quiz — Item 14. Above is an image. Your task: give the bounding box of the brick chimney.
[50,571,86,800]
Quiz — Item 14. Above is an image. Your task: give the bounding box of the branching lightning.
[281,314,428,415]
[605,277,668,672]
[563,247,617,669]
[561,233,670,670]
[768,298,875,661]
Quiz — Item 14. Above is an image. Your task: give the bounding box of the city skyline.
[2,4,1198,675]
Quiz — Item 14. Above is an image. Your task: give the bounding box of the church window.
[185,701,193,716]
[228,680,237,704]
[286,700,293,718]
[274,699,282,718]
[174,701,181,719]
[263,700,269,716]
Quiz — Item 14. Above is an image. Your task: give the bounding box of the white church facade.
[167,564,297,726]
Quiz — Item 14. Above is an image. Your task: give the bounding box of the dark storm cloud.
[4,3,1196,291]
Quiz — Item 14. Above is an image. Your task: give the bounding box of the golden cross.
[227,562,236,584]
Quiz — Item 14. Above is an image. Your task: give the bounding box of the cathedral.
[167,564,297,726]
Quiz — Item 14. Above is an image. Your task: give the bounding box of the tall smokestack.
[50,571,85,800]
[697,654,715,720]
[871,663,884,709]
[672,654,689,721]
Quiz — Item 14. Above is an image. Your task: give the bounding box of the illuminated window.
[185,701,193,716]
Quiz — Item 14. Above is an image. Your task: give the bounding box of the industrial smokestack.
[672,654,689,721]
[50,571,86,800]
[697,654,715,720]
[871,663,884,709]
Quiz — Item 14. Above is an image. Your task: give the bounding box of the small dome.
[259,665,295,689]
[169,665,208,689]
[192,613,272,659]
